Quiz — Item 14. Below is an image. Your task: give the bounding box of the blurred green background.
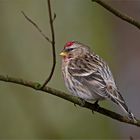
[0,0,139,139]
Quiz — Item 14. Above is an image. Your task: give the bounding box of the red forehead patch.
[64,41,74,48]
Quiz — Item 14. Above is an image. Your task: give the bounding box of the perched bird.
[60,41,136,121]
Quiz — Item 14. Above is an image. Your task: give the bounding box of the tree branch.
[92,0,140,30]
[41,0,56,88]
[21,0,56,89]
[21,11,52,43]
[0,74,139,127]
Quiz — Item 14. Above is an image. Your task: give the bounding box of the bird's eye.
[66,48,74,51]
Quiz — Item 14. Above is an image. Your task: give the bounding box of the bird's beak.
[59,51,68,57]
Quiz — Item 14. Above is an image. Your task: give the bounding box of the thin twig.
[92,0,140,30]
[41,0,56,88]
[0,74,139,127]
[21,0,56,88]
[21,11,52,43]
[52,13,56,23]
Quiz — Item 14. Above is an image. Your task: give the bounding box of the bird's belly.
[65,76,104,101]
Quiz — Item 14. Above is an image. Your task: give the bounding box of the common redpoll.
[60,41,136,121]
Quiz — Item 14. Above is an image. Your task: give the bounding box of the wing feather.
[68,55,109,99]
[68,54,127,105]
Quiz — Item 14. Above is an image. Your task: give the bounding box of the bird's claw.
[92,100,99,114]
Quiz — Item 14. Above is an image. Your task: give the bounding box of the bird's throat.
[63,55,72,62]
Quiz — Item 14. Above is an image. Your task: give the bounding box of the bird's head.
[60,41,90,60]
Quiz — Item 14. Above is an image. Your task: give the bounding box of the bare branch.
[41,0,56,88]
[52,13,56,23]
[92,0,140,30]
[21,0,56,88]
[0,74,139,127]
[21,11,52,43]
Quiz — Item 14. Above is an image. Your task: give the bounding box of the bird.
[60,41,136,121]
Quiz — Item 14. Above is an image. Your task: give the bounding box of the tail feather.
[128,111,137,123]
[108,89,137,122]
[117,101,137,122]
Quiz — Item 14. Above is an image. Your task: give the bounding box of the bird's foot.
[92,100,99,114]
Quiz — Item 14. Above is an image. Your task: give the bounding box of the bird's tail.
[109,90,137,122]
[117,101,137,123]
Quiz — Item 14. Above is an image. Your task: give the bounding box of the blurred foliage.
[0,0,119,138]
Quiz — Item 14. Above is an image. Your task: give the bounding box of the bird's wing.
[68,55,126,104]
[68,55,134,119]
[69,62,129,112]
[68,57,109,98]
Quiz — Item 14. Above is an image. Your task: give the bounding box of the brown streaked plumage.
[60,41,136,121]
